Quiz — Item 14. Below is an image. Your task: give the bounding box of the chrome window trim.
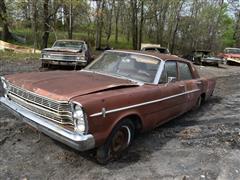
[153,60,165,84]
[90,89,200,118]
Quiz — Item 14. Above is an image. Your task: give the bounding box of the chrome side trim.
[90,89,200,117]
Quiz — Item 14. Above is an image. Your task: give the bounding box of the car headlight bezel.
[1,77,9,97]
[42,53,51,59]
[76,56,85,61]
[71,102,88,134]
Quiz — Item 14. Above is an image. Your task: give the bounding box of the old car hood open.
[5,71,138,101]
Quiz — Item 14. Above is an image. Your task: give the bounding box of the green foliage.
[221,16,236,47]
[0,51,40,61]
[1,0,238,53]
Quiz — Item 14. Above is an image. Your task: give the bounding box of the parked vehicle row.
[182,50,223,67]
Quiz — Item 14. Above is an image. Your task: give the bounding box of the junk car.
[0,50,216,164]
[183,50,222,67]
[40,40,93,68]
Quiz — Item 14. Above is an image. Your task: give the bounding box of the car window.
[144,48,156,51]
[53,41,83,50]
[178,62,193,80]
[157,48,168,54]
[86,52,160,83]
[159,61,177,84]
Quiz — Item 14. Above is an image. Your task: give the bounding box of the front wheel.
[96,119,135,165]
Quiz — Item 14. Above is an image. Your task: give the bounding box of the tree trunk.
[170,1,184,54]
[42,0,50,48]
[68,0,73,39]
[114,0,120,43]
[130,0,138,50]
[31,0,38,51]
[95,0,104,50]
[137,0,144,50]
[106,0,114,45]
[0,0,13,41]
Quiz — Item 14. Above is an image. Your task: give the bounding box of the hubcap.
[111,126,131,153]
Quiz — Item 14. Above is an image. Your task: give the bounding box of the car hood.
[5,71,139,101]
[42,47,80,53]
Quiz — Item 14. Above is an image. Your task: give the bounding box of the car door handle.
[179,84,185,87]
[196,81,202,85]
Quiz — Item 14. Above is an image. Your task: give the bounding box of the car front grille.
[49,54,78,61]
[8,84,73,125]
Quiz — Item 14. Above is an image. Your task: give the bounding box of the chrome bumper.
[0,97,95,151]
[40,58,87,66]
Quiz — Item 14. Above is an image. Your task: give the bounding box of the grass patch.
[0,51,40,61]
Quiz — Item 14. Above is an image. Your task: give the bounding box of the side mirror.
[166,77,176,86]
[79,49,83,53]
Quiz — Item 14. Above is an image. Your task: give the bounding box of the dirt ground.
[0,60,240,180]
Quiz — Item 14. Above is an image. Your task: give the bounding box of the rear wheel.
[96,119,135,165]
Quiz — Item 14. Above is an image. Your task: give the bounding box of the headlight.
[76,56,85,61]
[1,77,9,97]
[42,54,51,58]
[72,103,87,133]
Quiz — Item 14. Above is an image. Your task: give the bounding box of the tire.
[96,119,135,165]
[41,62,48,68]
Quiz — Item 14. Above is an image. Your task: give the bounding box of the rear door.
[152,61,187,126]
[177,62,201,111]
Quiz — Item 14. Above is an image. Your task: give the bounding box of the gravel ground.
[0,60,240,180]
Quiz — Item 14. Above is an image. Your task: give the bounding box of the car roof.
[107,50,188,62]
[143,46,168,49]
[225,47,240,50]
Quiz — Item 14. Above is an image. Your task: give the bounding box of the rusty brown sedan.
[0,50,216,164]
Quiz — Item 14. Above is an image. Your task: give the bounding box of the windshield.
[53,41,84,50]
[224,48,240,54]
[85,51,161,83]
[156,48,169,54]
